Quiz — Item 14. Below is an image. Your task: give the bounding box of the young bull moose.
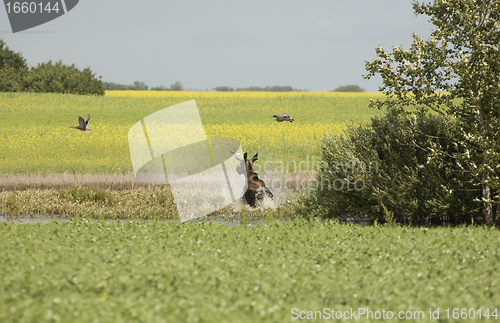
[236,152,273,207]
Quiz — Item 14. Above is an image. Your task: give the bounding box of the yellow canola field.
[204,122,343,153]
[1,122,342,174]
[1,91,377,174]
[1,124,130,174]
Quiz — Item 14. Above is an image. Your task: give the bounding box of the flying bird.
[273,113,295,123]
[70,114,91,132]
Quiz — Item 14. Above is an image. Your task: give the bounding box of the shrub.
[307,107,480,225]
[25,60,104,95]
[0,39,28,92]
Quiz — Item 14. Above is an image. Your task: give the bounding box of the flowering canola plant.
[0,92,381,174]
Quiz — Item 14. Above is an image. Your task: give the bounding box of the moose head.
[236,152,258,176]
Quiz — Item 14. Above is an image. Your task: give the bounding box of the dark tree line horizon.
[0,39,104,95]
[104,82,365,92]
[0,39,366,94]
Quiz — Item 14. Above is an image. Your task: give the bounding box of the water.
[1,212,464,228]
[0,213,266,227]
[0,214,72,225]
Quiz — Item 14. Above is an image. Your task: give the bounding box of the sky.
[0,0,434,92]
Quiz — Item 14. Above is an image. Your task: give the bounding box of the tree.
[0,39,28,92]
[213,86,234,92]
[0,39,104,95]
[170,81,183,91]
[103,81,149,90]
[151,85,170,91]
[103,82,131,90]
[25,60,104,95]
[332,85,365,92]
[234,85,295,92]
[364,0,500,225]
[132,81,148,90]
[265,85,294,92]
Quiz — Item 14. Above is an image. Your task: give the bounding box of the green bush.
[0,66,26,92]
[307,107,481,224]
[0,39,28,92]
[25,60,105,95]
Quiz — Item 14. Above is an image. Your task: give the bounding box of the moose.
[236,152,273,207]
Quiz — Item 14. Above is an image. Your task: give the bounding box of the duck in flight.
[70,114,91,132]
[273,113,295,123]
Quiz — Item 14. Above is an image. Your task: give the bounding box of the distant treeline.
[332,85,365,92]
[213,85,297,92]
[105,84,302,92]
[0,39,104,95]
[1,39,367,95]
[104,81,184,91]
[214,85,366,92]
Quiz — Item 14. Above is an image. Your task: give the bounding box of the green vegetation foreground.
[1,220,499,322]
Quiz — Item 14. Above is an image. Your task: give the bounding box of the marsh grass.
[0,172,314,220]
[0,187,178,220]
[59,185,115,205]
[6,189,19,224]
